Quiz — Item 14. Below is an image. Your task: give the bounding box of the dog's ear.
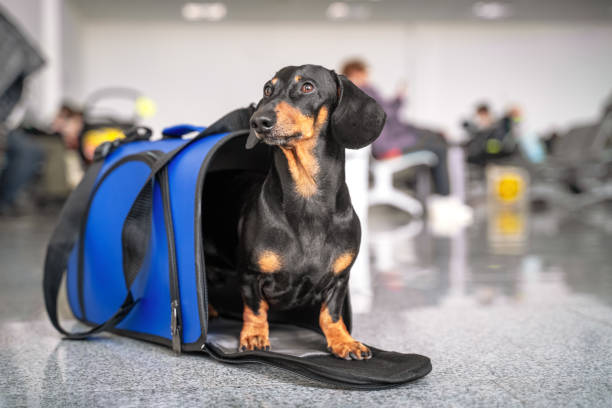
[330,73,386,149]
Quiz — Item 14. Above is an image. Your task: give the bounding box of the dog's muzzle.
[248,110,298,149]
[246,111,276,150]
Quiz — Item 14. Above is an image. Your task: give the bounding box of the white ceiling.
[69,0,612,22]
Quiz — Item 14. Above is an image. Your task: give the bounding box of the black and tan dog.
[205,64,385,360]
[234,64,386,360]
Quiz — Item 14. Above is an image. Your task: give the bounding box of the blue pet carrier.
[43,107,431,389]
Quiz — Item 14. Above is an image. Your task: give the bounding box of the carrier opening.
[199,133,350,348]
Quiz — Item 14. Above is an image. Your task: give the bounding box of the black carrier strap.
[42,159,136,339]
[43,107,254,340]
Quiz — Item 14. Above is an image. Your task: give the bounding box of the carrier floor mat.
[204,318,432,389]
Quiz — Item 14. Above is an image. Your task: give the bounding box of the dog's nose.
[250,115,274,133]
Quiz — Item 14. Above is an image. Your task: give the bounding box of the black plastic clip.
[126,126,153,141]
[93,141,114,161]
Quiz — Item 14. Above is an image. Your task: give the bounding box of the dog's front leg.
[319,281,372,360]
[239,276,270,352]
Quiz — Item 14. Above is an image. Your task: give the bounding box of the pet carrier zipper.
[160,167,183,354]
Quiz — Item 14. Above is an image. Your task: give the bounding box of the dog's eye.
[263,85,273,97]
[301,82,315,94]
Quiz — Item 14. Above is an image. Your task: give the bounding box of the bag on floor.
[43,107,432,389]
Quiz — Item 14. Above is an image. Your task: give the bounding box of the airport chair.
[369,151,438,217]
[530,110,612,211]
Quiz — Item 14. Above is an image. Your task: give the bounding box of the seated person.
[0,103,82,215]
[50,103,83,151]
[31,103,83,201]
[474,103,495,130]
[0,126,44,215]
[340,59,450,197]
[463,103,519,165]
[0,84,44,215]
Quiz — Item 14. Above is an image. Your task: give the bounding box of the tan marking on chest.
[277,105,329,198]
[332,252,354,274]
[257,250,282,273]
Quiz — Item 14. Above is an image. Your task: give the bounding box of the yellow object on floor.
[487,165,528,206]
[486,165,529,254]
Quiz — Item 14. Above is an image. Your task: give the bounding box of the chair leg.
[369,161,428,218]
[387,190,424,217]
[415,165,432,204]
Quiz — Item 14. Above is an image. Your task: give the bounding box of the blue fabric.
[67,138,186,324]
[66,131,227,345]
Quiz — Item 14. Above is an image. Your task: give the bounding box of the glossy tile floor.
[1,202,612,407]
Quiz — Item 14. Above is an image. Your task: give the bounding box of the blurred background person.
[474,103,495,130]
[50,103,83,151]
[341,59,471,216]
[28,103,83,207]
[462,102,520,166]
[0,102,83,215]
[0,125,45,215]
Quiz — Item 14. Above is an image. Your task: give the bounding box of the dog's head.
[247,64,386,150]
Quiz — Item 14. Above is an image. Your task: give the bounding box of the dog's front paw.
[239,333,271,352]
[327,340,372,360]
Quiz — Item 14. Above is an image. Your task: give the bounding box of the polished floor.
[1,201,612,407]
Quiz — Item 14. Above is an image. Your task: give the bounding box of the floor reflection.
[365,200,612,313]
[1,201,612,404]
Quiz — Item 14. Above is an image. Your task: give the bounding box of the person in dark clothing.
[0,127,45,212]
[474,103,495,130]
[340,59,451,196]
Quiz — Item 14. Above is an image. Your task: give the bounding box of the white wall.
[1,0,66,122]
[67,16,612,136]
[406,23,612,136]
[77,21,409,131]
[0,0,41,40]
[61,0,83,102]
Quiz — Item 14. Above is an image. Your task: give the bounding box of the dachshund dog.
[216,64,385,360]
